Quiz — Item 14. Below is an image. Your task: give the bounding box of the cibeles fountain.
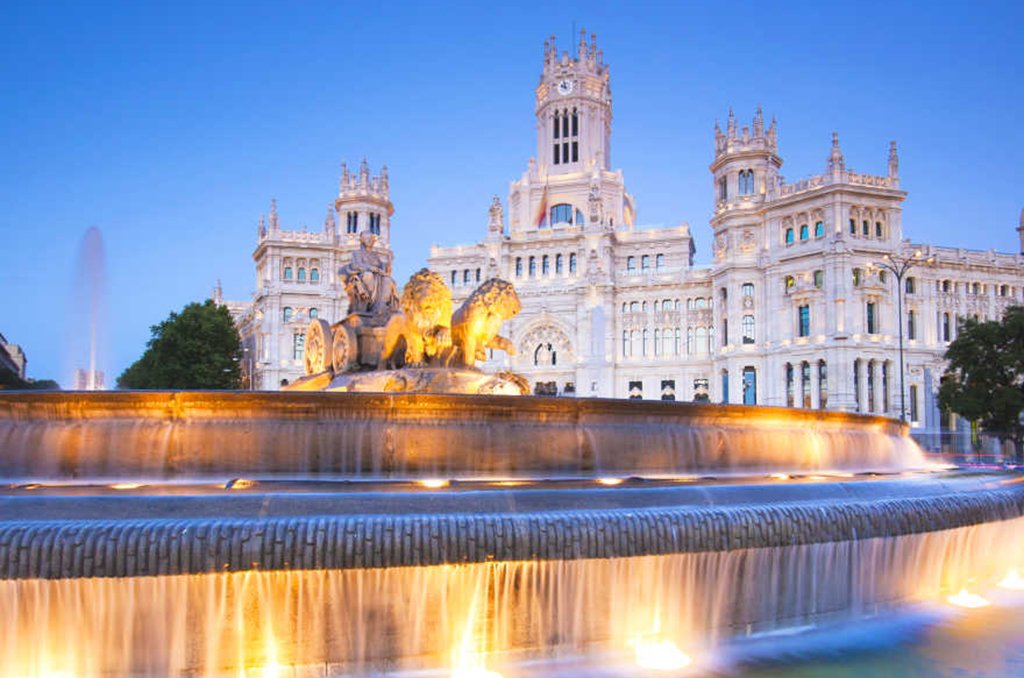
[287,231,528,396]
[2,234,1024,677]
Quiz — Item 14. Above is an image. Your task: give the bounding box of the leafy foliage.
[0,367,60,390]
[939,306,1024,456]
[117,300,242,389]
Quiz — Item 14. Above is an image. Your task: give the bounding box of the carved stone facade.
[427,32,1024,441]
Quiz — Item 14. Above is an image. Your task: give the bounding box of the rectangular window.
[562,115,569,137]
[853,359,861,412]
[553,144,560,164]
[801,362,812,408]
[818,361,828,409]
[571,141,578,162]
[641,255,650,272]
[656,253,665,269]
[909,384,919,423]
[798,305,810,337]
[562,142,569,163]
[882,362,890,413]
[293,333,305,360]
[867,362,876,412]
[849,218,856,235]
[661,379,676,401]
[721,370,729,404]
[742,367,757,405]
[866,302,877,334]
[742,315,755,344]
[571,111,578,136]
[785,363,794,408]
[907,311,916,340]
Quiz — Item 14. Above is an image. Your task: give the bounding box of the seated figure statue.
[339,231,400,320]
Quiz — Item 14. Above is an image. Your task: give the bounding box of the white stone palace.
[229,31,1024,444]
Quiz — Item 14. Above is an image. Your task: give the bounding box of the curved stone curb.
[2,487,1022,580]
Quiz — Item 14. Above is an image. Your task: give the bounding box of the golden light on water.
[630,636,692,671]
[418,478,450,489]
[946,588,990,608]
[597,477,624,486]
[997,568,1024,590]
[109,483,142,490]
[769,473,790,480]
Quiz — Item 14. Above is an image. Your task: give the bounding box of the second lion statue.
[448,278,521,369]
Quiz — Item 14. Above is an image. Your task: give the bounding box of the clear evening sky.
[1,1,1021,385]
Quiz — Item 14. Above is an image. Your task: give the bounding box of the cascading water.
[3,516,1023,676]
[1,391,1022,677]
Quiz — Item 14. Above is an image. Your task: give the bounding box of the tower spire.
[268,198,279,231]
[727,108,737,139]
[1017,207,1024,255]
[753,105,764,137]
[888,141,899,179]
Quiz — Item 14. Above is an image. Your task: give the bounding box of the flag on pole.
[533,184,548,228]
[623,193,636,227]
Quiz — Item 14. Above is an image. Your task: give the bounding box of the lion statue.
[379,268,453,368]
[448,278,521,369]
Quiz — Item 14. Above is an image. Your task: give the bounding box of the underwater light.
[947,588,990,608]
[630,636,692,671]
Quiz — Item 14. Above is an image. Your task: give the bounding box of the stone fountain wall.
[0,391,921,480]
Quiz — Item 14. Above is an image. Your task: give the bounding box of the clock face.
[557,79,574,96]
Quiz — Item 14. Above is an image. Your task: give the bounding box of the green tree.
[118,299,242,389]
[939,306,1024,459]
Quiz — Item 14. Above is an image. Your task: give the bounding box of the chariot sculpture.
[291,232,527,395]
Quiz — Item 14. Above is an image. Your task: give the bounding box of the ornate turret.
[268,199,279,232]
[827,132,845,173]
[1017,208,1024,255]
[536,30,612,174]
[488,195,504,235]
[710,108,782,210]
[323,205,336,239]
[888,140,900,187]
[336,159,394,244]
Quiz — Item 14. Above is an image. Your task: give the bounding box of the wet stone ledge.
[1,486,1023,580]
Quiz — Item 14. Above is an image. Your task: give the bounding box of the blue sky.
[1,1,1022,385]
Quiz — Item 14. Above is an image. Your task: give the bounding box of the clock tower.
[536,31,612,175]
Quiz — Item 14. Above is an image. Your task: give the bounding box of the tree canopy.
[117,299,242,389]
[939,306,1024,456]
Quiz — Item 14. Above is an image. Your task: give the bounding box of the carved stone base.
[320,367,529,396]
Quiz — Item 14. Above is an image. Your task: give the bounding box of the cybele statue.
[288,233,528,394]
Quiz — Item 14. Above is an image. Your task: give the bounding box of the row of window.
[552,108,579,166]
[450,268,482,287]
[622,299,682,314]
[282,267,321,283]
[625,253,666,273]
[282,307,319,323]
[515,253,578,278]
[783,221,826,244]
[784,360,829,409]
[344,211,383,235]
[852,358,893,415]
[936,279,1017,298]
[621,326,715,358]
[848,218,886,239]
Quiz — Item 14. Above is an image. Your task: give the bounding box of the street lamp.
[875,249,933,421]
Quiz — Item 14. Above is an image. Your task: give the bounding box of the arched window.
[475,268,481,282]
[627,256,636,273]
[801,361,812,408]
[575,209,586,227]
[463,269,471,285]
[642,301,649,313]
[642,329,649,357]
[818,361,828,409]
[785,228,794,244]
[622,330,629,357]
[298,267,306,282]
[528,256,537,277]
[656,253,665,269]
[515,258,523,278]
[785,363,795,407]
[641,255,650,272]
[630,301,639,312]
[695,298,707,309]
[742,315,755,344]
[673,328,681,356]
[813,270,824,288]
[542,255,550,276]
[550,203,574,226]
[905,276,915,294]
[814,221,824,237]
[654,329,661,356]
[741,282,754,297]
[309,308,318,319]
[907,310,917,340]
[862,220,869,237]
[799,224,809,241]
[555,254,564,274]
[451,270,458,286]
[687,327,694,355]
[875,222,883,238]
[284,266,293,280]
[569,253,577,273]
[849,218,857,235]
[283,307,293,322]
[310,268,320,282]
[742,367,757,405]
[942,312,951,341]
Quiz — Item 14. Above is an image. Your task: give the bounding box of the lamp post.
[875,249,932,421]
